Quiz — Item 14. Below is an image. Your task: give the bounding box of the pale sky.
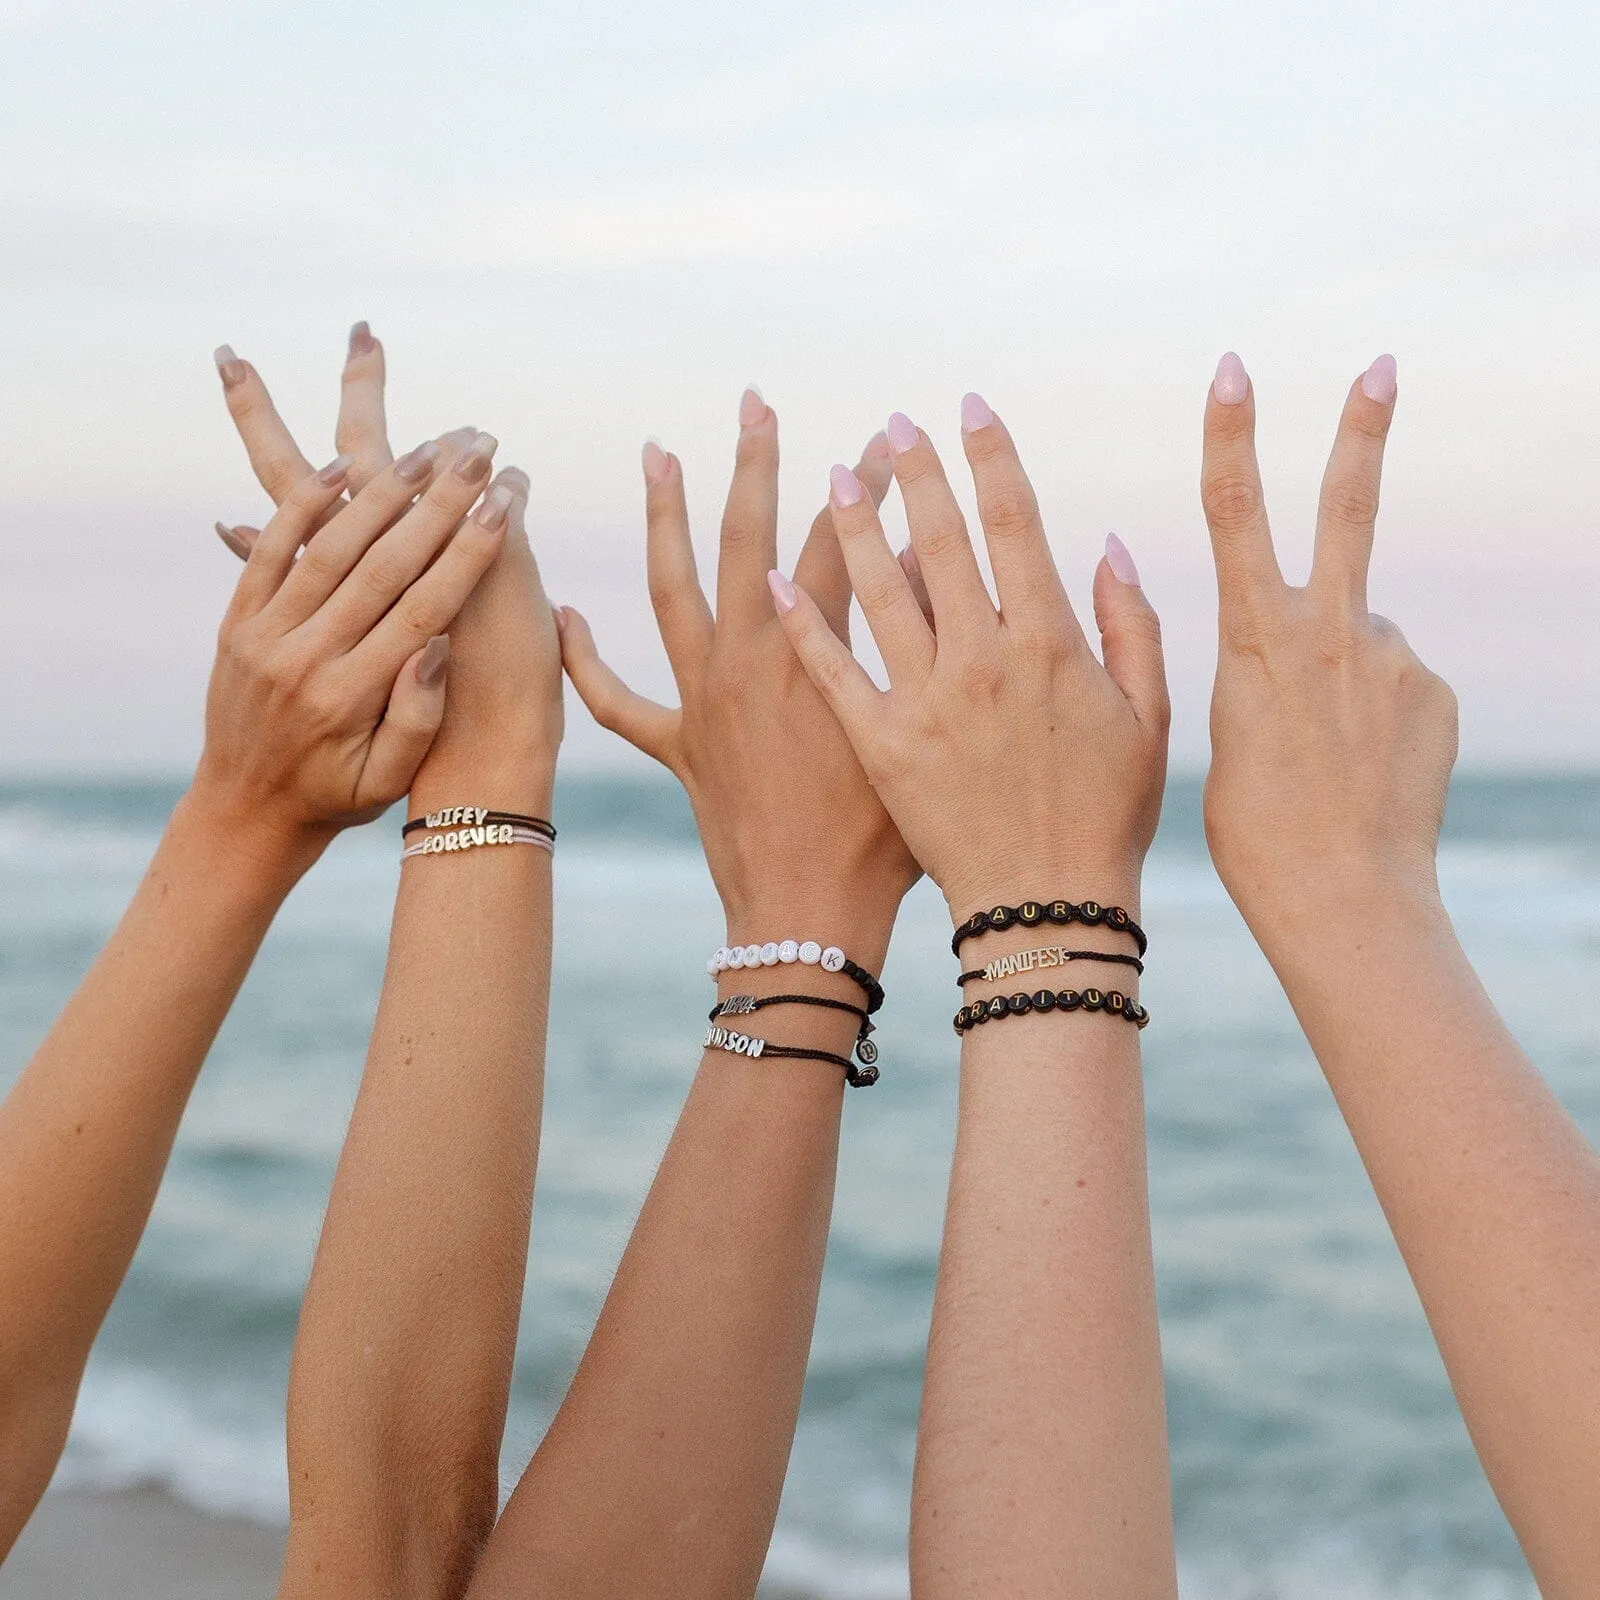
[2,0,1597,772]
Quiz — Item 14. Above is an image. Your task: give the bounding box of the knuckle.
[1320,479,1380,530]
[915,517,969,564]
[854,568,908,617]
[392,594,444,642]
[980,482,1039,538]
[1200,469,1262,531]
[955,646,1006,700]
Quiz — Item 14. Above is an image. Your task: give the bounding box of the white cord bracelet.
[401,824,554,861]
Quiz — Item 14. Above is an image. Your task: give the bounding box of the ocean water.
[2,772,1598,1598]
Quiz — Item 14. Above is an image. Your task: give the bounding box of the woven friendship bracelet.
[953,987,1149,1034]
[401,824,553,861]
[702,1024,879,1087]
[950,900,1147,959]
[707,940,885,1015]
[402,806,555,840]
[957,946,1144,986]
[711,992,879,1066]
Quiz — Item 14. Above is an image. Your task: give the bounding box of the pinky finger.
[1092,536,1170,737]
[337,321,395,492]
[767,571,883,750]
[556,607,683,770]
[356,636,451,809]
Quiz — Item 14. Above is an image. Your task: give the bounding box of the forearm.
[911,907,1175,1600]
[1258,888,1600,1591]
[281,771,552,1600]
[473,905,891,1600]
[0,794,302,1548]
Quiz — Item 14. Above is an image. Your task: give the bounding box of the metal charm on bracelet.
[703,1024,878,1087]
[957,945,1144,986]
[711,993,879,1067]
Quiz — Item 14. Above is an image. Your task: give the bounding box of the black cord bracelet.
[402,808,556,840]
[950,900,1147,959]
[957,948,1144,986]
[711,993,879,1066]
[703,1024,879,1087]
[953,987,1149,1034]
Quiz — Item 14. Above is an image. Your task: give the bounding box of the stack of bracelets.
[704,939,885,1089]
[399,805,556,861]
[949,898,1150,1035]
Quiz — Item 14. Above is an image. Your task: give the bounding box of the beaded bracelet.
[958,946,1144,986]
[950,900,1147,959]
[953,987,1148,1034]
[402,824,554,861]
[711,993,879,1066]
[402,806,556,840]
[703,1024,879,1087]
[707,941,885,1015]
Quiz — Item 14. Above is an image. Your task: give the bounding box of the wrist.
[167,786,325,900]
[941,861,1144,929]
[1228,858,1445,954]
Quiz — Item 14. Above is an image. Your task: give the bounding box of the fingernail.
[739,387,767,428]
[767,570,798,614]
[214,522,254,560]
[498,466,531,491]
[453,431,498,481]
[960,392,995,434]
[394,441,441,482]
[553,605,568,635]
[897,543,921,580]
[1104,532,1141,587]
[863,430,891,460]
[886,412,919,455]
[1361,353,1398,405]
[214,345,246,388]
[830,463,864,508]
[347,321,375,358]
[417,635,450,687]
[317,453,354,485]
[642,440,671,486]
[474,484,515,532]
[1213,352,1249,406]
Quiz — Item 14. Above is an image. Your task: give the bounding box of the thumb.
[359,635,451,806]
[1093,536,1170,736]
[556,606,682,770]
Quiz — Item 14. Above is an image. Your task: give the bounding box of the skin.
[1199,351,1600,1598]
[213,329,564,1599]
[774,400,1177,1599]
[464,392,920,1600]
[0,415,505,1559]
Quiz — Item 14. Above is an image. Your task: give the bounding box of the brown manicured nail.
[317,454,355,485]
[394,441,441,482]
[453,431,498,481]
[347,320,376,358]
[417,635,450,687]
[642,440,670,486]
[213,345,246,388]
[474,484,515,531]
[215,521,254,560]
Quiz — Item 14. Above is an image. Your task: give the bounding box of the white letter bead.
[760,942,780,965]
[777,940,799,963]
[820,946,846,972]
[706,957,720,976]
[798,940,822,965]
[727,946,746,968]
[742,944,762,966]
[715,947,730,971]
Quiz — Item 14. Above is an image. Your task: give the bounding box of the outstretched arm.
[1199,351,1600,1597]
[467,397,919,1599]
[775,399,1177,1598]
[0,426,495,1555]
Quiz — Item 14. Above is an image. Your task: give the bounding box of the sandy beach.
[0,1488,827,1598]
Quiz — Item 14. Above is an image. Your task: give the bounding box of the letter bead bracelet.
[953,988,1149,1034]
[707,941,885,1014]
[950,900,1147,959]
[400,806,556,862]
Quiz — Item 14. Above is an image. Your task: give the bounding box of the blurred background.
[1,3,1597,1597]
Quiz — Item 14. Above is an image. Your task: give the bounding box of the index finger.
[715,387,781,633]
[1199,352,1287,628]
[214,346,314,506]
[336,321,395,493]
[1310,355,1397,615]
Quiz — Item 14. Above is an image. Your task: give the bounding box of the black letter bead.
[1031,989,1056,1011]
[1018,901,1044,925]
[856,1038,879,1064]
[986,996,1009,1020]
[1047,900,1072,924]
[1108,992,1125,1013]
[1083,988,1104,1009]
[1107,907,1129,928]
[1060,990,1081,1010]
[1007,992,1033,1015]
[988,905,1015,931]
[1080,901,1103,922]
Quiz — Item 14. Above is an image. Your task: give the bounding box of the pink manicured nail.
[214,521,254,560]
[1361,353,1397,405]
[830,463,864,508]
[417,635,450,687]
[453,432,498,480]
[898,543,922,579]
[739,387,767,428]
[474,483,514,531]
[394,441,441,482]
[642,440,670,486]
[317,454,355,485]
[960,392,995,434]
[1213,351,1249,406]
[1104,532,1141,587]
[552,605,568,635]
[863,430,891,460]
[886,412,919,455]
[347,321,376,358]
[214,345,246,388]
[767,570,798,613]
